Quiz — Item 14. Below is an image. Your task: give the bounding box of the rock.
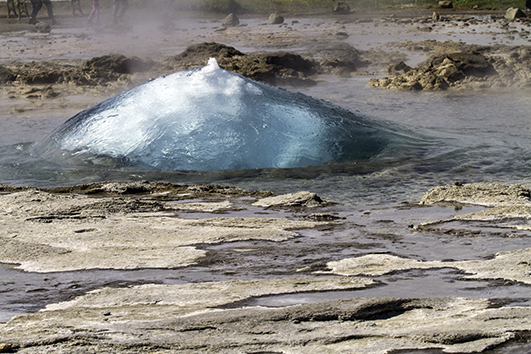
[268,13,284,25]
[434,58,466,82]
[253,191,326,208]
[326,248,531,284]
[83,54,154,75]
[506,7,526,21]
[0,343,13,353]
[370,51,499,91]
[0,189,327,272]
[34,23,51,33]
[0,66,15,83]
[385,61,413,75]
[2,290,531,353]
[438,0,453,9]
[162,42,316,86]
[221,12,239,27]
[333,2,351,14]
[311,42,368,75]
[431,52,495,77]
[419,182,531,206]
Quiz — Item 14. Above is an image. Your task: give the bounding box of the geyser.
[40,58,387,171]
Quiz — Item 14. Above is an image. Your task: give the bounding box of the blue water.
[1,74,530,204]
[37,59,392,171]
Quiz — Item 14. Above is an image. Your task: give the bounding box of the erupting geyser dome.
[39,58,388,171]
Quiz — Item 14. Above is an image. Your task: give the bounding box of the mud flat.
[1,181,531,353]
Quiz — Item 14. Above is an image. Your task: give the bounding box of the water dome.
[40,58,387,170]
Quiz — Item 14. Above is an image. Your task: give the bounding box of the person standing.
[29,0,56,25]
[113,0,128,24]
[88,0,100,25]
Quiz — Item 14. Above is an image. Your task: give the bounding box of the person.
[29,0,56,25]
[113,0,128,24]
[88,0,100,25]
[527,0,531,12]
[71,0,83,16]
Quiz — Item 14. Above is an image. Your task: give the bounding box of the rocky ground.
[1,3,531,353]
[1,181,531,353]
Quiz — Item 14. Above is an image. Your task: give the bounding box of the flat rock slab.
[325,248,531,284]
[253,191,326,208]
[0,188,328,272]
[420,182,531,206]
[1,279,530,353]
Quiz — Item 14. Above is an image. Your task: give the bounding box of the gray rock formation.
[222,13,239,27]
[333,2,351,14]
[268,13,284,25]
[506,7,527,21]
[439,0,453,9]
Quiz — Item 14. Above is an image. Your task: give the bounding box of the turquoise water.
[2,76,530,204]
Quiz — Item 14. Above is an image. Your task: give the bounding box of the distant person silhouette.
[113,0,128,24]
[29,0,56,25]
[88,0,100,25]
[71,0,83,16]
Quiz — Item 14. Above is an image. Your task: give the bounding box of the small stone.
[333,2,351,14]
[253,191,325,208]
[438,0,453,9]
[506,7,526,21]
[268,13,284,25]
[222,13,239,27]
[0,344,13,353]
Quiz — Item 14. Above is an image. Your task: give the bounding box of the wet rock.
[420,182,531,206]
[268,13,284,25]
[221,12,239,27]
[162,42,244,71]
[310,42,368,75]
[438,0,453,9]
[0,188,327,272]
[22,85,58,99]
[163,42,316,86]
[0,343,13,353]
[369,50,505,91]
[333,2,351,14]
[506,7,527,21]
[47,182,273,200]
[82,54,154,76]
[0,66,16,83]
[385,61,413,75]
[2,290,530,353]
[429,52,496,77]
[453,204,531,221]
[34,23,51,33]
[253,191,326,208]
[325,248,531,284]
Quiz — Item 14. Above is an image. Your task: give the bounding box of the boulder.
[268,13,284,25]
[222,13,239,27]
[429,52,495,77]
[438,0,453,9]
[333,2,351,14]
[385,61,413,75]
[506,7,526,21]
[434,58,465,82]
